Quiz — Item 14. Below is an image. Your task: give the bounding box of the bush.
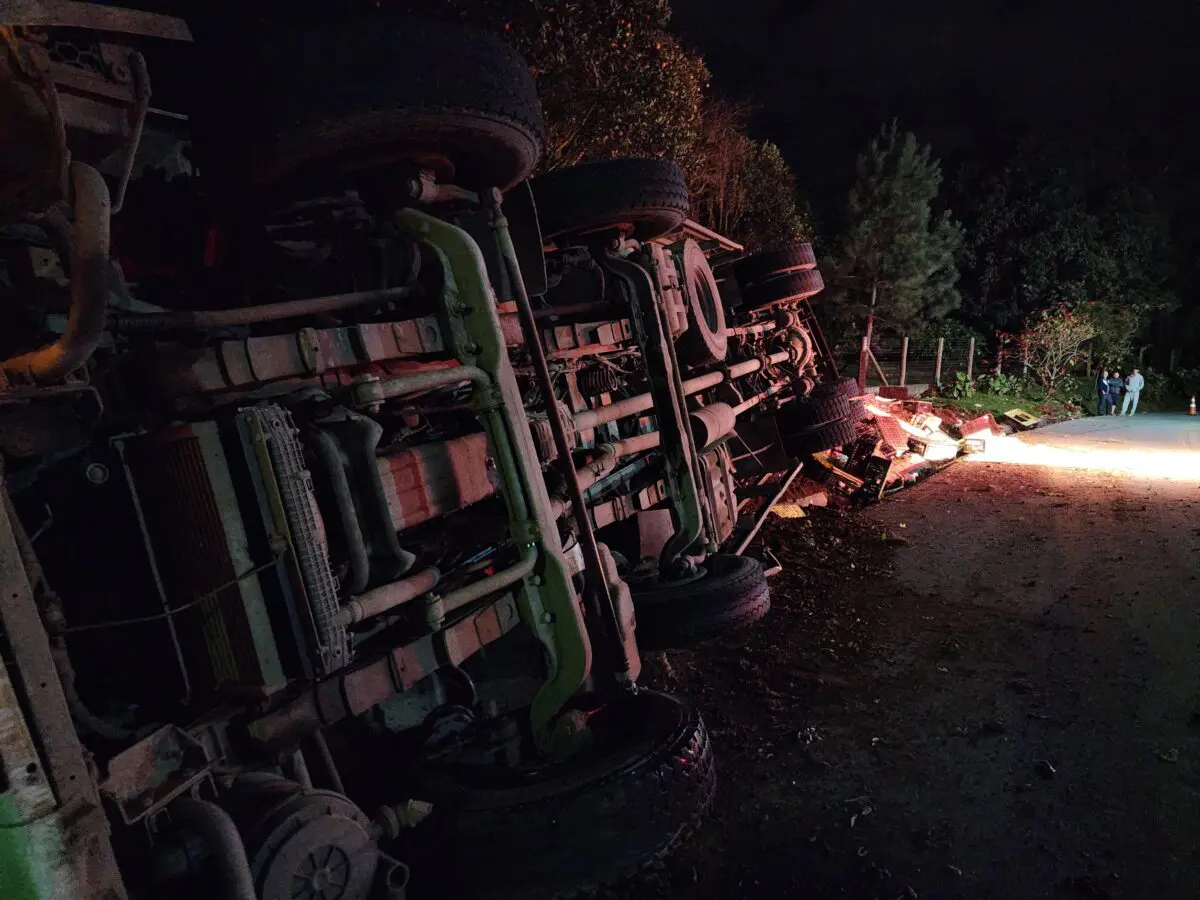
[1016,304,1097,390]
[1141,368,1170,401]
[1172,368,1200,400]
[948,371,975,399]
[976,371,1023,397]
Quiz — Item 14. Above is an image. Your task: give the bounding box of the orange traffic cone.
[1190,396,1197,416]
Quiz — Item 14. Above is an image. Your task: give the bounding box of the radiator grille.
[126,426,265,689]
[245,406,349,674]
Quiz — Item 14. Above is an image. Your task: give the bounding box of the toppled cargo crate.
[902,399,934,416]
[953,413,1002,440]
[1001,408,1043,431]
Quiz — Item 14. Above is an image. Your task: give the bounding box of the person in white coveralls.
[1121,368,1145,415]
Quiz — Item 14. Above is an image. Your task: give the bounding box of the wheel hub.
[294,845,352,900]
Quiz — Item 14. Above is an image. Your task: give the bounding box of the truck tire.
[675,239,728,365]
[733,241,817,287]
[787,392,855,430]
[414,690,715,899]
[817,376,862,400]
[783,415,860,457]
[813,376,868,422]
[196,18,545,193]
[741,268,825,309]
[631,554,770,651]
[531,158,689,241]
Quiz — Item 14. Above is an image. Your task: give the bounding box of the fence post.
[899,334,908,386]
[966,337,975,380]
[934,337,944,388]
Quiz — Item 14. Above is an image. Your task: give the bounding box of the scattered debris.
[1001,408,1044,431]
[1158,748,1180,764]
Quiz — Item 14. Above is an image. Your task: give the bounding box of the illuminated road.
[850,441,1200,899]
[624,414,1200,900]
[966,412,1200,480]
[1020,412,1200,453]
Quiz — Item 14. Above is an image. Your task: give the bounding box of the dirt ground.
[615,455,1200,900]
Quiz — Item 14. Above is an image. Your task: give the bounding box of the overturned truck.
[0,7,865,900]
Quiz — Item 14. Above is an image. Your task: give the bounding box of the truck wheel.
[195,18,544,193]
[733,241,817,287]
[783,415,860,457]
[741,268,824,309]
[818,376,862,400]
[813,377,868,422]
[675,239,728,365]
[531,158,689,241]
[631,554,770,651]
[414,690,715,899]
[787,392,855,430]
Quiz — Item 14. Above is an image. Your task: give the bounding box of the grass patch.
[926,374,1188,423]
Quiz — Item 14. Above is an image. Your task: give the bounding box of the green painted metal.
[0,795,45,900]
[607,253,710,564]
[0,487,125,900]
[393,209,592,752]
[1,648,69,900]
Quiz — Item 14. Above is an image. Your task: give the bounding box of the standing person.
[1108,370,1123,415]
[1096,369,1111,416]
[1121,368,1145,415]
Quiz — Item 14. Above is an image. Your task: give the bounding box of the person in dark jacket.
[1096,369,1111,416]
[1107,370,1124,415]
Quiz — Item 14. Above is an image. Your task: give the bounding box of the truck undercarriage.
[0,6,867,898]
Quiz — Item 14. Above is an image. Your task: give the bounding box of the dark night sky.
[675,0,1200,213]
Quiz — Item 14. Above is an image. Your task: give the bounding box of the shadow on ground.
[608,455,1200,900]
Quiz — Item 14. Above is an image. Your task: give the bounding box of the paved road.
[1021,412,1200,452]
[618,412,1200,900]
[856,444,1200,898]
[976,413,1200,482]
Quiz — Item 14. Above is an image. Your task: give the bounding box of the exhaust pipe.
[2,162,111,385]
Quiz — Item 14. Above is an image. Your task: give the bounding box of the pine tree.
[828,121,963,333]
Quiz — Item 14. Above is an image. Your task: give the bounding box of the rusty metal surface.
[701,446,738,546]
[0,1,193,40]
[247,595,521,746]
[0,26,68,218]
[542,318,633,358]
[0,475,127,898]
[0,482,95,805]
[646,243,688,338]
[16,34,146,166]
[0,644,56,823]
[590,478,668,530]
[144,319,446,397]
[376,433,496,531]
[99,726,213,825]
[648,218,745,255]
[0,382,102,457]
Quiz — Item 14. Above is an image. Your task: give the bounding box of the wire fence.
[829,319,1199,394]
[835,328,978,389]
